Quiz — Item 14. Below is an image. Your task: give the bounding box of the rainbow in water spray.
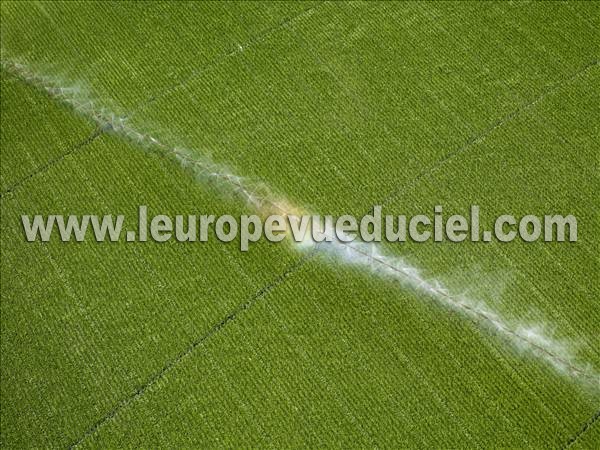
[3,58,598,388]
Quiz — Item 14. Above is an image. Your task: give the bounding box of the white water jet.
[4,58,597,388]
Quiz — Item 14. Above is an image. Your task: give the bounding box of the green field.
[1,2,599,448]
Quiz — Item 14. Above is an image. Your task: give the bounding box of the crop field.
[1,1,599,448]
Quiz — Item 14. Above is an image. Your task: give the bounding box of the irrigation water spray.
[3,58,598,388]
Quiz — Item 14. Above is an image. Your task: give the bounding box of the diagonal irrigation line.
[0,127,102,199]
[5,20,597,448]
[562,408,600,449]
[49,56,600,447]
[68,250,316,449]
[330,242,598,381]
[192,171,600,382]
[0,3,321,199]
[71,51,600,439]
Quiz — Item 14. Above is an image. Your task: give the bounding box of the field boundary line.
[380,59,599,208]
[68,251,315,449]
[0,127,101,199]
[0,3,321,198]
[3,21,597,448]
[6,56,598,446]
[562,408,600,449]
[133,3,321,115]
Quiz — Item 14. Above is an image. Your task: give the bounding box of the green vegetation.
[1,1,599,448]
